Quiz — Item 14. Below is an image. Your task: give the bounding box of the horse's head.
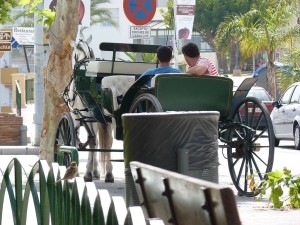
[71,35,95,63]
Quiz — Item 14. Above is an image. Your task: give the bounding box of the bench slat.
[130,161,241,225]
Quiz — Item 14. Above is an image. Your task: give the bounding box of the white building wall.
[79,0,167,60]
[0,84,11,107]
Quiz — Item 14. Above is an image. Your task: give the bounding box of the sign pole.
[33,0,44,146]
[173,0,178,68]
[136,39,142,62]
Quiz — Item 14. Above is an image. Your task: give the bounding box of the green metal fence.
[25,78,34,104]
[15,80,21,116]
[0,158,153,225]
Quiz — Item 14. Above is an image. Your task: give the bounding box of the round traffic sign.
[123,0,156,25]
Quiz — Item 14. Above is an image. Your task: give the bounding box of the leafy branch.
[257,167,300,209]
[19,0,55,27]
[119,52,157,63]
[0,0,19,24]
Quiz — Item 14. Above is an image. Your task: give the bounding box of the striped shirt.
[189,57,219,75]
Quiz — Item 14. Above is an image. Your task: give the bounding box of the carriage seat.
[86,60,157,76]
[154,74,234,120]
[101,75,136,114]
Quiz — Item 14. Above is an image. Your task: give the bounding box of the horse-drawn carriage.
[54,41,275,197]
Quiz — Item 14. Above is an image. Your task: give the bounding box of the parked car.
[270,82,300,149]
[247,86,274,114]
[234,85,274,130]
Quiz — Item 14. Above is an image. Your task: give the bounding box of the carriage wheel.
[129,93,163,113]
[227,97,275,197]
[54,112,76,167]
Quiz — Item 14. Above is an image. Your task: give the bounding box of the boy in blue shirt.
[139,45,181,86]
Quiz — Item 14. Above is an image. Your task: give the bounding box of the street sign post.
[123,0,156,25]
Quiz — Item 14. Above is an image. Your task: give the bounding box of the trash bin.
[122,111,220,207]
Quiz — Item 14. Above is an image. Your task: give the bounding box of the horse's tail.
[97,122,113,177]
[98,123,113,149]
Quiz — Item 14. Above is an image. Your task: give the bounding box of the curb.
[0,146,39,155]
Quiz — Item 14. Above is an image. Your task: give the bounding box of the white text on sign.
[0,43,12,52]
[130,26,151,39]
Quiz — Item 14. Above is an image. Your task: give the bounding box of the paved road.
[1,141,300,225]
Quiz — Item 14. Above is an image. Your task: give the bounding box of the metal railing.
[0,158,160,225]
[15,80,21,116]
[25,78,34,104]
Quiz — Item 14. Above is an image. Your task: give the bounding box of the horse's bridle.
[62,75,77,107]
[74,39,95,63]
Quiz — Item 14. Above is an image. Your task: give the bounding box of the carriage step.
[75,118,98,123]
[79,148,123,152]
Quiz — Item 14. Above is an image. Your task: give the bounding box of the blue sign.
[11,37,19,49]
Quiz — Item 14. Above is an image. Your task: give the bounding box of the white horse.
[68,36,114,182]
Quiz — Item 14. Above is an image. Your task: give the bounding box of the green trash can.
[122,111,220,207]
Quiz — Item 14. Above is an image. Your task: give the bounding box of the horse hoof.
[84,172,93,182]
[105,172,114,183]
[92,172,100,180]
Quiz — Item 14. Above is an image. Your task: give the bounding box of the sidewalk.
[2,104,300,225]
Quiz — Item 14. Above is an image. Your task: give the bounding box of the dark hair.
[157,45,173,62]
[181,42,200,58]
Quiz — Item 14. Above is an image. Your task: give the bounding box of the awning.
[147,20,167,30]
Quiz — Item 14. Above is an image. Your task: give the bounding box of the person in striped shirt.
[182,42,219,76]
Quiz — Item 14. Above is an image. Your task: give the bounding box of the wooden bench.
[130,161,241,225]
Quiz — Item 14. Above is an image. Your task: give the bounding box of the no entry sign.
[123,0,156,25]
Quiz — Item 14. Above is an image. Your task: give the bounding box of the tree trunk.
[39,0,80,164]
[229,44,235,72]
[266,63,277,100]
[216,52,228,74]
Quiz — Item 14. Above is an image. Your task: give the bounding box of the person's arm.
[186,64,208,75]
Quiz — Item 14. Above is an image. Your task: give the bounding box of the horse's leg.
[91,123,101,180]
[91,151,100,180]
[84,123,100,181]
[103,151,114,183]
[99,123,114,183]
[84,151,94,182]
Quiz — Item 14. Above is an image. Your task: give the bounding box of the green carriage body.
[74,65,107,123]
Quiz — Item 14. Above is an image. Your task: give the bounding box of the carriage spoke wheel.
[54,112,76,167]
[129,93,163,113]
[227,97,275,197]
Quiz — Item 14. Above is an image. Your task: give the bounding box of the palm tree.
[121,52,157,63]
[90,0,118,27]
[79,0,118,39]
[215,0,299,99]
